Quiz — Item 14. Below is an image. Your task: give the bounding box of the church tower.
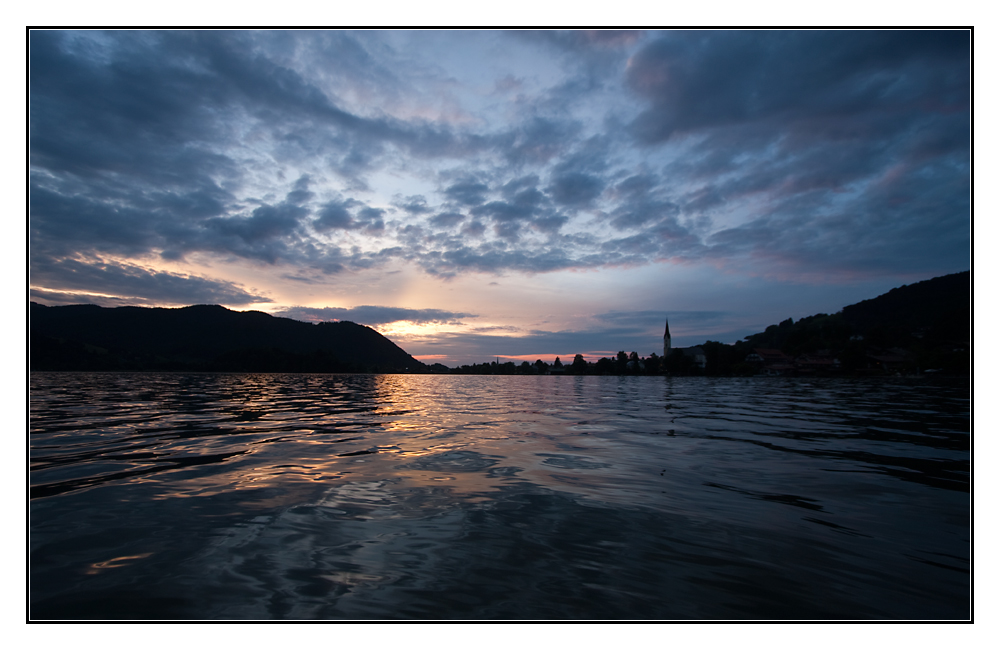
[663,317,672,358]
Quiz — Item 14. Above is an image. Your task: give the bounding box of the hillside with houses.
[724,270,970,376]
[658,271,969,377]
[450,271,970,377]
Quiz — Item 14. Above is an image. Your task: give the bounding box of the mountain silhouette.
[840,271,970,342]
[29,303,425,373]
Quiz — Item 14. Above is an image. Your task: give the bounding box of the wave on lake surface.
[29,373,970,619]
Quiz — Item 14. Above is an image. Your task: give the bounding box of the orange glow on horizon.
[480,353,617,365]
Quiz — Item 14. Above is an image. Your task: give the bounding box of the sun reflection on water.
[85,553,153,575]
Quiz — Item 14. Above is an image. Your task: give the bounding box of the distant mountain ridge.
[29,303,425,373]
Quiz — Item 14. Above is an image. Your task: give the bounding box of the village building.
[795,351,841,373]
[746,348,796,375]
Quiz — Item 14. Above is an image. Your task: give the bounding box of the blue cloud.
[275,305,476,325]
[30,257,271,306]
[29,29,970,304]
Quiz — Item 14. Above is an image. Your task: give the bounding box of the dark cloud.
[424,243,579,275]
[30,32,328,268]
[612,30,969,278]
[29,30,969,301]
[444,179,491,207]
[609,174,658,199]
[32,169,309,266]
[396,195,433,215]
[531,215,568,234]
[29,30,502,274]
[703,154,970,279]
[30,256,271,306]
[547,172,604,207]
[629,31,970,221]
[31,184,165,258]
[430,212,465,228]
[314,198,360,231]
[471,201,535,223]
[285,175,315,205]
[492,222,522,241]
[30,288,143,308]
[461,220,487,238]
[609,199,680,231]
[499,117,582,165]
[357,207,386,233]
[30,32,241,186]
[275,305,476,325]
[602,173,685,232]
[500,175,541,199]
[600,232,657,255]
[627,31,969,144]
[195,199,311,264]
[462,175,571,235]
[208,203,307,244]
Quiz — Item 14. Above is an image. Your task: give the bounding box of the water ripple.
[30,373,969,619]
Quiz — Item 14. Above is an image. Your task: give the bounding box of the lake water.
[29,373,970,620]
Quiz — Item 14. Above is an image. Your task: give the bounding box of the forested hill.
[840,271,970,339]
[742,271,970,351]
[699,270,971,375]
[29,303,426,373]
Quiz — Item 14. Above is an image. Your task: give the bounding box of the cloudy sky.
[29,29,970,366]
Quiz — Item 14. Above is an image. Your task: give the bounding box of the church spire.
[663,317,672,357]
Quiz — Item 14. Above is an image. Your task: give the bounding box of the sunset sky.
[29,30,970,366]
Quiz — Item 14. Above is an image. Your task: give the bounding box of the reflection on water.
[29,373,970,619]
